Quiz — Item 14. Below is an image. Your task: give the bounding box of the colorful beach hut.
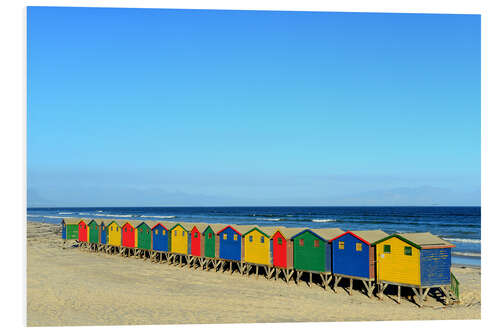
[291,228,343,288]
[135,222,152,250]
[242,226,275,266]
[106,221,121,247]
[330,230,388,296]
[121,222,136,248]
[61,218,79,240]
[202,224,224,259]
[271,227,304,282]
[78,220,88,242]
[373,232,456,304]
[170,223,190,255]
[189,223,207,257]
[217,225,256,262]
[99,222,107,244]
[88,220,100,244]
[152,223,170,252]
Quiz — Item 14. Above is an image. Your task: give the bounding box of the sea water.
[27,206,480,267]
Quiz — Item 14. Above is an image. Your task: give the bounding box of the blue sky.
[27,7,480,207]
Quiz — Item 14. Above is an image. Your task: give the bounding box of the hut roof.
[170,223,190,232]
[233,224,259,235]
[273,227,307,239]
[62,217,85,224]
[242,226,278,238]
[189,223,209,232]
[332,230,389,245]
[373,232,455,249]
[310,228,344,241]
[202,223,226,234]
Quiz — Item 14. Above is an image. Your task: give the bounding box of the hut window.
[147,230,149,234]
[162,230,166,236]
[155,230,158,235]
[182,231,185,237]
[356,243,362,252]
[194,232,198,238]
[223,234,227,240]
[208,233,212,239]
[404,246,412,256]
[110,227,113,231]
[249,236,253,242]
[339,241,344,250]
[174,230,177,236]
[140,229,143,233]
[260,236,264,243]
[233,234,238,241]
[384,245,391,253]
[299,239,304,247]
[277,238,282,245]
[314,240,319,248]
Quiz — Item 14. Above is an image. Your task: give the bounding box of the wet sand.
[27,222,480,326]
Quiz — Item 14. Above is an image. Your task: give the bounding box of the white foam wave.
[257,218,281,221]
[444,237,481,244]
[312,219,336,223]
[43,215,68,219]
[453,251,481,258]
[58,212,73,215]
[95,214,133,217]
[141,215,176,219]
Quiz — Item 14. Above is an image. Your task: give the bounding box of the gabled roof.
[217,225,241,236]
[291,228,344,242]
[106,220,120,228]
[373,232,455,249]
[62,217,84,225]
[170,223,189,233]
[87,219,98,225]
[202,223,226,234]
[272,227,306,239]
[332,230,389,245]
[242,226,276,238]
[190,223,208,233]
[233,224,259,235]
[151,222,168,230]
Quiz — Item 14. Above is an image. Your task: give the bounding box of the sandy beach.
[27,221,481,326]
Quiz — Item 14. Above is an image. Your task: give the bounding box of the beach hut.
[202,224,224,259]
[121,222,136,248]
[99,222,107,244]
[330,230,388,296]
[373,232,457,305]
[170,223,190,265]
[291,228,344,288]
[152,223,169,252]
[242,226,278,278]
[189,223,207,257]
[61,218,79,240]
[271,227,304,283]
[106,221,121,251]
[134,221,151,250]
[217,225,256,273]
[78,220,88,243]
[87,220,100,246]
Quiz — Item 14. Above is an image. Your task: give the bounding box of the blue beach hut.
[330,230,388,296]
[152,223,170,252]
[100,222,107,244]
[217,225,256,261]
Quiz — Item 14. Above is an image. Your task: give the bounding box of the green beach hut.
[136,221,152,250]
[88,220,99,244]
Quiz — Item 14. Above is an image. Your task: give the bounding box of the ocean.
[27,206,481,267]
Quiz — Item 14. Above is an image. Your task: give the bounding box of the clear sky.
[27,7,480,207]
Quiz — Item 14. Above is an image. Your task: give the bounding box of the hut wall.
[107,223,121,246]
[61,223,66,239]
[286,240,294,269]
[204,227,216,258]
[272,233,287,268]
[420,248,452,286]
[171,226,189,254]
[332,233,370,278]
[200,236,205,257]
[293,231,326,272]
[244,229,271,265]
[78,222,88,242]
[219,228,241,261]
[152,225,169,252]
[137,224,152,250]
[122,224,135,248]
[66,224,79,240]
[88,222,99,244]
[190,228,201,256]
[100,224,107,244]
[369,246,375,279]
[376,237,421,286]
[215,234,220,258]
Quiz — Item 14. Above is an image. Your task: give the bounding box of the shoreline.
[27,221,480,326]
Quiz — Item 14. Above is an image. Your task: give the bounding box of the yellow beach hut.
[242,226,277,266]
[170,223,190,255]
[374,232,456,305]
[106,220,122,247]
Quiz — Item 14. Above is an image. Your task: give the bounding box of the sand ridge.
[27,222,480,326]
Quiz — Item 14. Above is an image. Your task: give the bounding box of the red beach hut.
[189,223,207,257]
[122,222,135,248]
[272,228,304,269]
[78,220,88,242]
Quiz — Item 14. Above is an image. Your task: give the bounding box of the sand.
[27,222,481,326]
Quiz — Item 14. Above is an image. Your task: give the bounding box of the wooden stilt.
[349,278,353,295]
[397,285,401,304]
